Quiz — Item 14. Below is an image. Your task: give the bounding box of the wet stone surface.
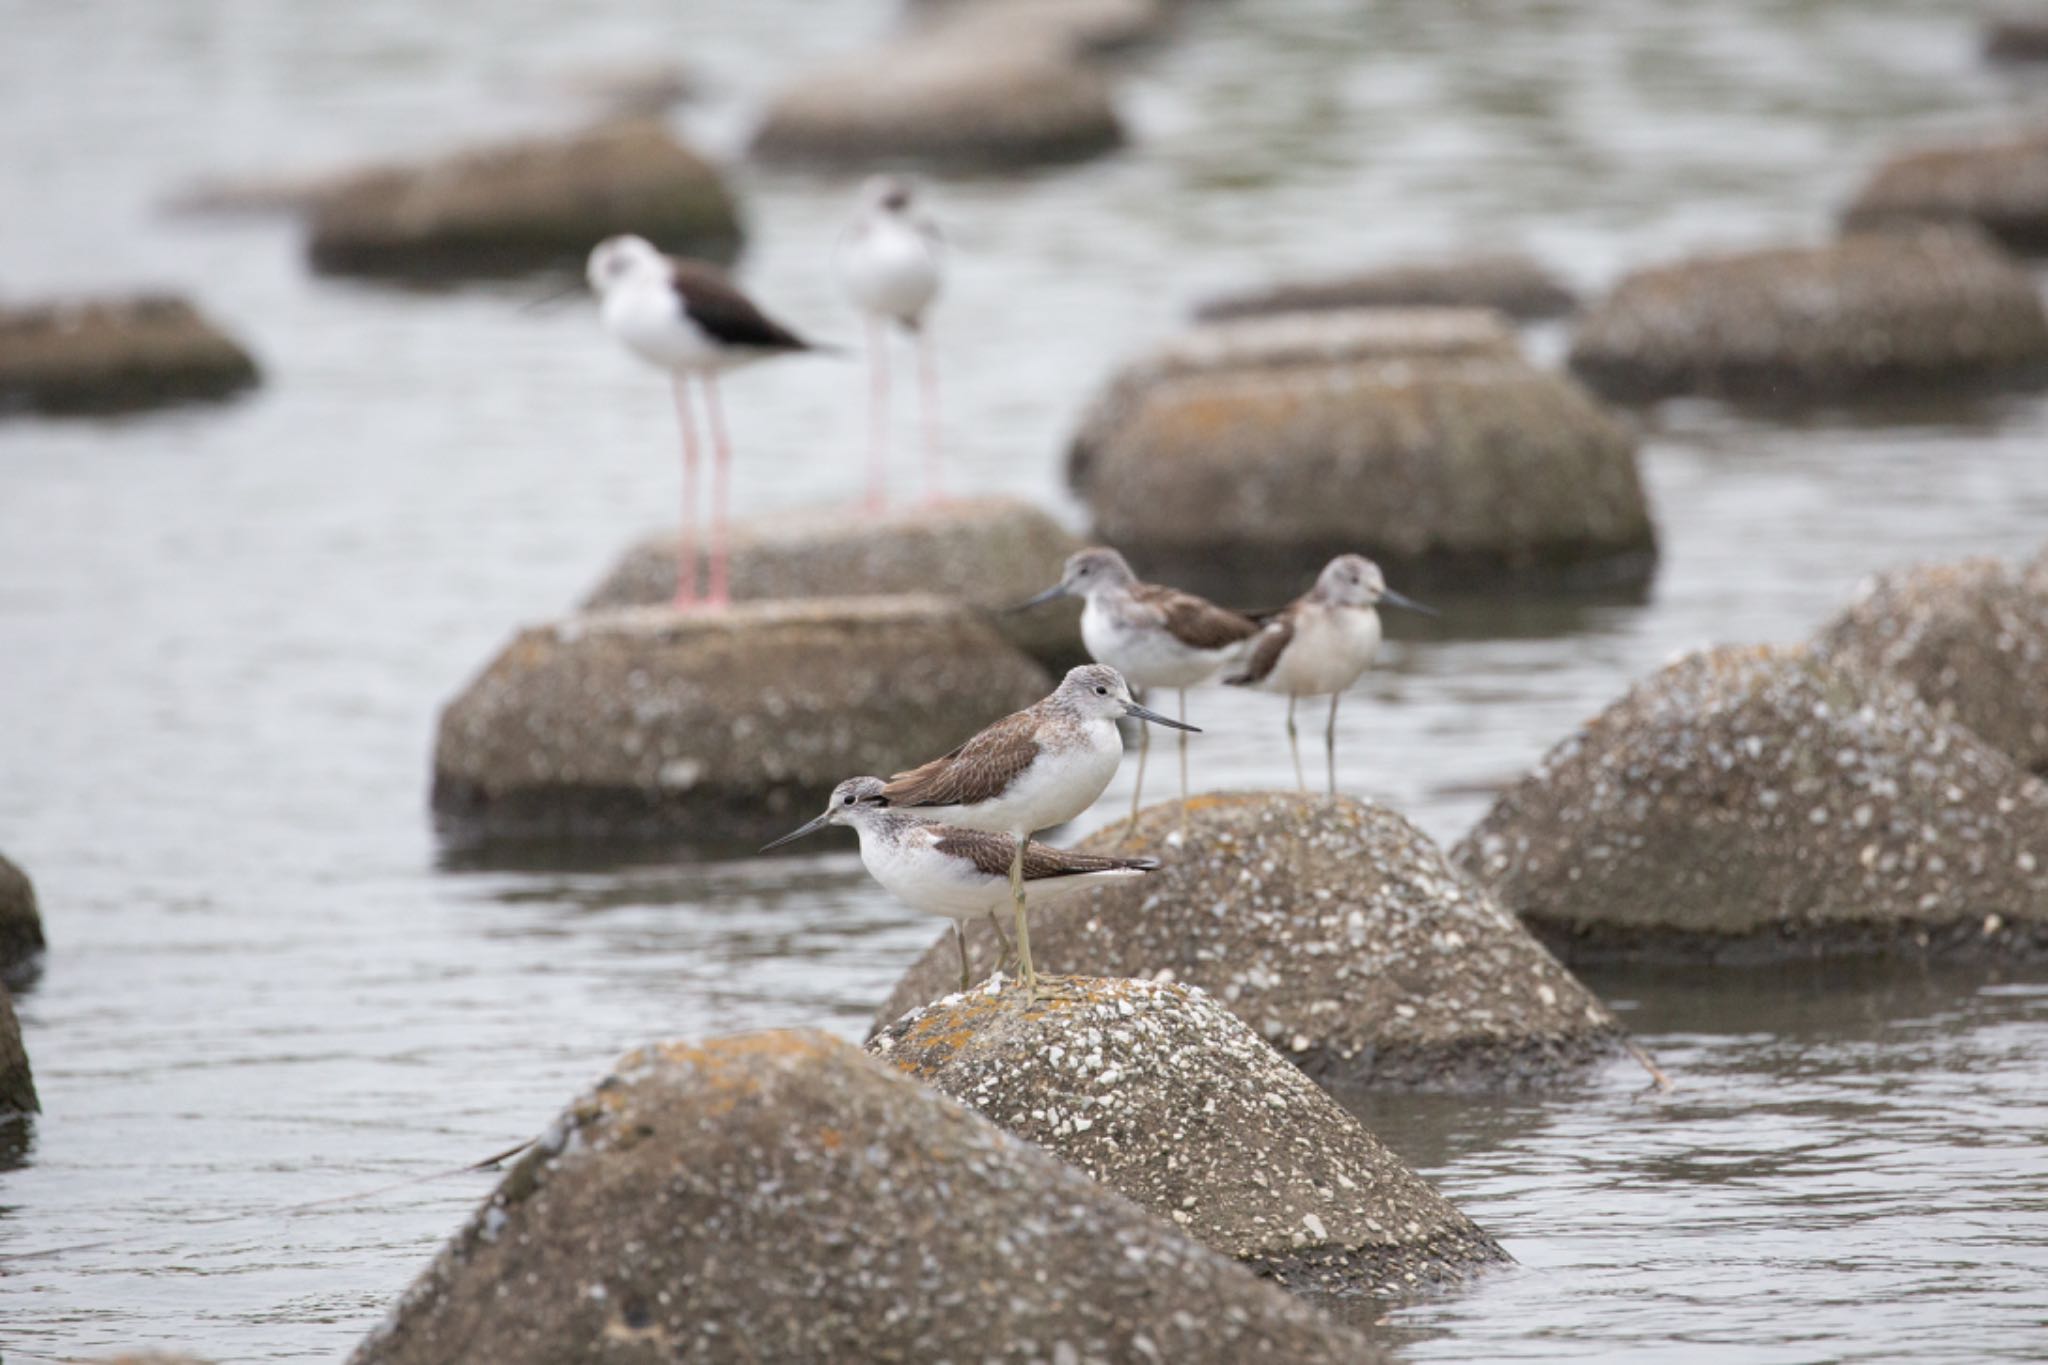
[1457,643,2048,964]
[871,975,1510,1293]
[1814,553,2048,776]
[0,982,36,1116]
[580,496,1088,672]
[349,1031,1383,1365]
[1842,128,2048,253]
[431,597,1051,848]
[0,296,258,416]
[873,793,1625,1090]
[0,852,44,981]
[1194,254,1577,324]
[1567,227,2048,403]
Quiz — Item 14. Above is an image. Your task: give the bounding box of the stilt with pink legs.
[838,176,944,508]
[585,234,821,611]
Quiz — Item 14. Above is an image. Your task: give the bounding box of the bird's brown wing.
[931,828,1160,881]
[1225,609,1297,686]
[881,712,1042,810]
[669,259,811,352]
[1132,582,1262,652]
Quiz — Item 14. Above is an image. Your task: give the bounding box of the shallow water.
[3,0,2047,1359]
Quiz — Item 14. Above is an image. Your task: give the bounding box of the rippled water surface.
[3,0,2047,1359]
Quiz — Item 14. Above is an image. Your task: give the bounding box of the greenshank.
[1227,554,1435,795]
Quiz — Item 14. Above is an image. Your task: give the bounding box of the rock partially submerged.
[0,296,258,416]
[1070,318,1654,602]
[581,497,1087,671]
[1457,644,2048,963]
[874,793,1625,1089]
[1814,556,2048,776]
[432,597,1050,847]
[1195,254,1577,324]
[308,122,740,278]
[1841,129,2048,254]
[0,854,44,981]
[1568,229,2048,403]
[872,976,1508,1292]
[0,984,34,1116]
[1986,12,2048,61]
[909,0,1174,58]
[350,1032,1381,1365]
[750,37,1123,171]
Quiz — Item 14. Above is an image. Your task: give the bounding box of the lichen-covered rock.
[0,983,35,1116]
[581,497,1087,672]
[872,976,1508,1292]
[750,37,1123,170]
[874,794,1624,1089]
[1567,228,2048,403]
[0,296,258,416]
[1195,254,1577,324]
[1457,644,2048,963]
[432,597,1051,847]
[0,854,43,981]
[349,1031,1382,1365]
[1814,557,2048,776]
[1841,130,2048,254]
[308,122,740,278]
[1071,329,1655,603]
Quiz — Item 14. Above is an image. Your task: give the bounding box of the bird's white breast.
[918,718,1124,836]
[602,282,763,375]
[1265,605,1382,696]
[841,220,940,325]
[1081,599,1233,690]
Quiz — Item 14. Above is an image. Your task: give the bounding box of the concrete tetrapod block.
[307,122,740,279]
[871,976,1510,1294]
[1070,324,1654,602]
[0,853,44,981]
[1456,644,2048,964]
[1814,555,2048,777]
[1842,128,2048,254]
[873,793,1625,1090]
[1568,227,2048,404]
[0,296,258,417]
[1195,253,1578,324]
[581,497,1088,672]
[750,36,1124,171]
[431,597,1052,849]
[348,1032,1383,1365]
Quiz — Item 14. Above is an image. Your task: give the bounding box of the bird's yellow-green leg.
[954,921,972,993]
[1177,687,1192,836]
[985,909,1015,975]
[1008,833,1038,998]
[1124,713,1150,840]
[1287,694,1306,792]
[1326,691,1340,798]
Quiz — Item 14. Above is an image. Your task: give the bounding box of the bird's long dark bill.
[759,811,831,852]
[520,282,585,314]
[1124,702,1201,732]
[1008,584,1069,613]
[1382,587,1440,617]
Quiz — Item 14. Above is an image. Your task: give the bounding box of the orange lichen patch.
[815,1126,845,1151]
[614,1032,851,1113]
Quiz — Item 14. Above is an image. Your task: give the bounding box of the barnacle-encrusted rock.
[432,598,1050,847]
[1567,229,2048,403]
[0,984,34,1116]
[308,122,740,278]
[874,794,1624,1089]
[349,1032,1382,1365]
[872,976,1509,1292]
[1070,315,1654,602]
[0,854,44,981]
[750,37,1123,170]
[0,296,258,416]
[1456,644,2048,963]
[1814,556,2048,775]
[1842,129,2048,252]
[581,497,1087,672]
[1195,254,1577,324]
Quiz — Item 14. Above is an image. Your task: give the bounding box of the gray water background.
[2,0,2047,1359]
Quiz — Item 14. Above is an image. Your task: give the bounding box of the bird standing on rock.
[762,776,1160,992]
[1018,547,1261,832]
[586,234,823,610]
[866,664,1197,996]
[838,176,944,509]
[1227,554,1436,795]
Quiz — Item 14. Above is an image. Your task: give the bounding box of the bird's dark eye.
[841,794,856,805]
[1094,685,1108,696]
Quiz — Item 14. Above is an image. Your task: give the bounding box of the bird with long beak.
[1226,554,1437,795]
[837,176,944,509]
[794,665,1195,996]
[762,776,1160,991]
[1017,547,1260,832]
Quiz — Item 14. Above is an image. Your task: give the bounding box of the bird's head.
[585,235,665,294]
[760,776,889,851]
[1313,554,1437,617]
[1015,546,1136,610]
